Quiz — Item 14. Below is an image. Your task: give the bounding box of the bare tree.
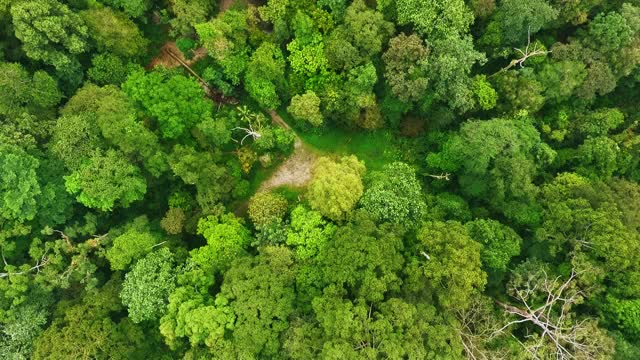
[457,296,510,360]
[491,27,552,77]
[493,269,614,360]
[232,123,262,145]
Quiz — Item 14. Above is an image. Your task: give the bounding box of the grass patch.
[273,185,304,202]
[299,128,403,171]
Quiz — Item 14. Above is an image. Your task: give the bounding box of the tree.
[481,0,558,47]
[160,208,186,235]
[101,0,150,18]
[106,217,159,271]
[587,11,633,53]
[287,34,329,79]
[168,145,238,211]
[549,0,601,25]
[195,10,250,86]
[287,213,457,358]
[493,69,545,113]
[396,0,474,39]
[0,296,49,360]
[211,246,296,358]
[244,42,286,109]
[427,35,487,112]
[0,145,40,223]
[0,62,62,116]
[471,75,498,110]
[87,53,140,85]
[316,211,406,302]
[537,60,587,103]
[427,114,552,225]
[248,191,288,228]
[64,149,147,211]
[169,0,214,36]
[81,8,148,58]
[343,0,393,59]
[190,213,253,275]
[360,162,426,226]
[50,114,104,171]
[465,219,522,273]
[122,70,213,139]
[11,0,88,83]
[286,205,336,260]
[307,155,366,221]
[33,280,163,360]
[56,83,165,176]
[496,263,615,359]
[574,107,624,138]
[121,248,175,323]
[536,173,640,295]
[287,91,323,126]
[382,33,430,103]
[411,221,486,310]
[575,136,622,179]
[324,27,361,71]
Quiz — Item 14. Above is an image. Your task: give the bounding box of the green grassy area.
[299,128,403,171]
[272,185,304,202]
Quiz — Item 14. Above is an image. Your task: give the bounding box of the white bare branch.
[493,269,608,360]
[491,26,551,77]
[232,123,262,145]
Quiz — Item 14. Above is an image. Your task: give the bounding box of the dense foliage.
[1,0,640,358]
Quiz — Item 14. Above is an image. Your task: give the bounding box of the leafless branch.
[232,123,262,145]
[490,26,551,77]
[426,173,451,181]
[0,255,51,279]
[493,269,607,360]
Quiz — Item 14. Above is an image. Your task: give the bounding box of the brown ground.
[258,138,318,191]
[219,0,236,12]
[147,42,207,70]
[258,112,319,192]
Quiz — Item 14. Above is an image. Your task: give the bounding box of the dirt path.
[257,112,318,192]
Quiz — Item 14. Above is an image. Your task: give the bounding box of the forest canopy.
[1,0,640,359]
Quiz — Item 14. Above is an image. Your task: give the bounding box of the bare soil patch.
[147,42,207,70]
[258,111,319,192]
[258,138,318,191]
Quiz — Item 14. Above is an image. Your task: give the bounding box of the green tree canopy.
[307,155,366,221]
[244,42,286,109]
[360,162,426,226]
[11,0,88,83]
[121,247,175,323]
[81,8,148,58]
[123,70,213,139]
[428,114,553,225]
[0,144,41,223]
[64,149,147,211]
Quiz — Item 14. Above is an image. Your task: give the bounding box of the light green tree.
[248,192,289,228]
[64,149,147,211]
[307,155,366,221]
[121,248,175,323]
[287,91,323,127]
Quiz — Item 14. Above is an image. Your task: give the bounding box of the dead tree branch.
[493,269,610,359]
[490,27,551,77]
